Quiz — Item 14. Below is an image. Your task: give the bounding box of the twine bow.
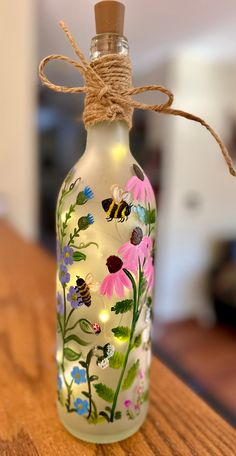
[39,21,236,177]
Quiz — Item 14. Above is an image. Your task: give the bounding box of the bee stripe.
[117,201,127,218]
[109,202,118,219]
[114,203,121,219]
[121,206,127,219]
[106,200,115,217]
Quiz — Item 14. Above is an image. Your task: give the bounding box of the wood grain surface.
[0,222,235,456]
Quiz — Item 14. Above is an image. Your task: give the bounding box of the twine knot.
[38,21,236,177]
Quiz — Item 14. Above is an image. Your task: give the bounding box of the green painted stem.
[110,268,139,422]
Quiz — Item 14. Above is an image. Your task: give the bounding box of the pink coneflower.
[143,256,154,290]
[126,164,154,203]
[118,227,152,272]
[100,256,132,298]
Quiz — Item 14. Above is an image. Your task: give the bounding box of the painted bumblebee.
[75,273,99,307]
[102,185,132,222]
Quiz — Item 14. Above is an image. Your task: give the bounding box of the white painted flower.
[145,307,151,324]
[105,343,115,359]
[97,358,109,369]
[142,326,150,344]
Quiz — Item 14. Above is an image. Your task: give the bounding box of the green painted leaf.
[109,351,125,369]
[111,299,133,314]
[115,411,122,420]
[64,334,89,347]
[112,326,130,342]
[64,347,81,361]
[73,251,86,262]
[94,383,115,403]
[89,375,98,382]
[79,361,87,368]
[146,296,152,309]
[105,406,111,412]
[88,411,105,424]
[78,318,94,334]
[99,411,110,422]
[81,391,90,398]
[142,390,149,403]
[133,334,142,348]
[122,360,140,391]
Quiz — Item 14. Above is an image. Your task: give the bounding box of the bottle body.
[56,121,156,443]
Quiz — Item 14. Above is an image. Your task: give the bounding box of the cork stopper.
[94,1,125,35]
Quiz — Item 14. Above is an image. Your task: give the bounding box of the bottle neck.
[86,121,129,152]
[90,33,129,61]
[86,33,130,152]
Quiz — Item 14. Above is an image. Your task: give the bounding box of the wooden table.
[0,223,235,455]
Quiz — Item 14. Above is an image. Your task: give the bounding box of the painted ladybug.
[92,323,101,335]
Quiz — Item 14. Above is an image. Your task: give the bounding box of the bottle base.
[57,403,148,444]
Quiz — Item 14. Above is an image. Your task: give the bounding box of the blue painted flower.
[86,213,94,225]
[74,397,89,416]
[78,214,95,230]
[56,292,64,315]
[83,186,94,200]
[67,286,83,308]
[62,245,74,266]
[59,264,70,285]
[133,205,146,224]
[71,367,87,384]
[57,375,62,391]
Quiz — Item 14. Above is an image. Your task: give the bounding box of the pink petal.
[118,242,132,257]
[126,176,137,192]
[120,270,133,288]
[143,236,152,248]
[140,184,146,203]
[133,182,141,200]
[114,274,125,297]
[100,275,114,297]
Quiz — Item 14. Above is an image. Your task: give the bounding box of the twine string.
[39,21,236,177]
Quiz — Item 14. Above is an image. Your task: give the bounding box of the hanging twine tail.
[39,21,236,177]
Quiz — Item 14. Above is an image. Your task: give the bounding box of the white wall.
[147,55,236,322]
[0,0,38,240]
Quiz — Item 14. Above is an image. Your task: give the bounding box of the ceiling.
[38,0,236,77]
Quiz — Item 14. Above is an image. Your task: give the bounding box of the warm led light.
[99,309,110,323]
[111,143,127,162]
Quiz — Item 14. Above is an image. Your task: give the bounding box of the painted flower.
[76,186,94,205]
[62,245,74,265]
[100,255,132,298]
[56,292,64,315]
[57,375,62,391]
[142,326,150,344]
[143,256,154,289]
[126,164,154,203]
[104,343,115,359]
[59,264,70,286]
[71,367,87,385]
[74,397,89,416]
[118,227,152,272]
[124,399,132,408]
[97,358,109,369]
[78,213,94,230]
[67,286,83,309]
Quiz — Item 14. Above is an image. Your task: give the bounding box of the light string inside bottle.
[39,21,236,177]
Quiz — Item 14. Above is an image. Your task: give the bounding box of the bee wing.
[89,282,100,293]
[85,273,93,285]
[111,185,123,204]
[121,191,132,204]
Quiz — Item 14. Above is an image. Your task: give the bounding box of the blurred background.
[1,0,236,426]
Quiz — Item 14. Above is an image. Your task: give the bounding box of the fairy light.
[99,309,110,323]
[111,143,127,162]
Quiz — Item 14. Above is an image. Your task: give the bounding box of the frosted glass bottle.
[56,34,156,444]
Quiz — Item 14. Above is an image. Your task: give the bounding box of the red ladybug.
[92,323,101,335]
